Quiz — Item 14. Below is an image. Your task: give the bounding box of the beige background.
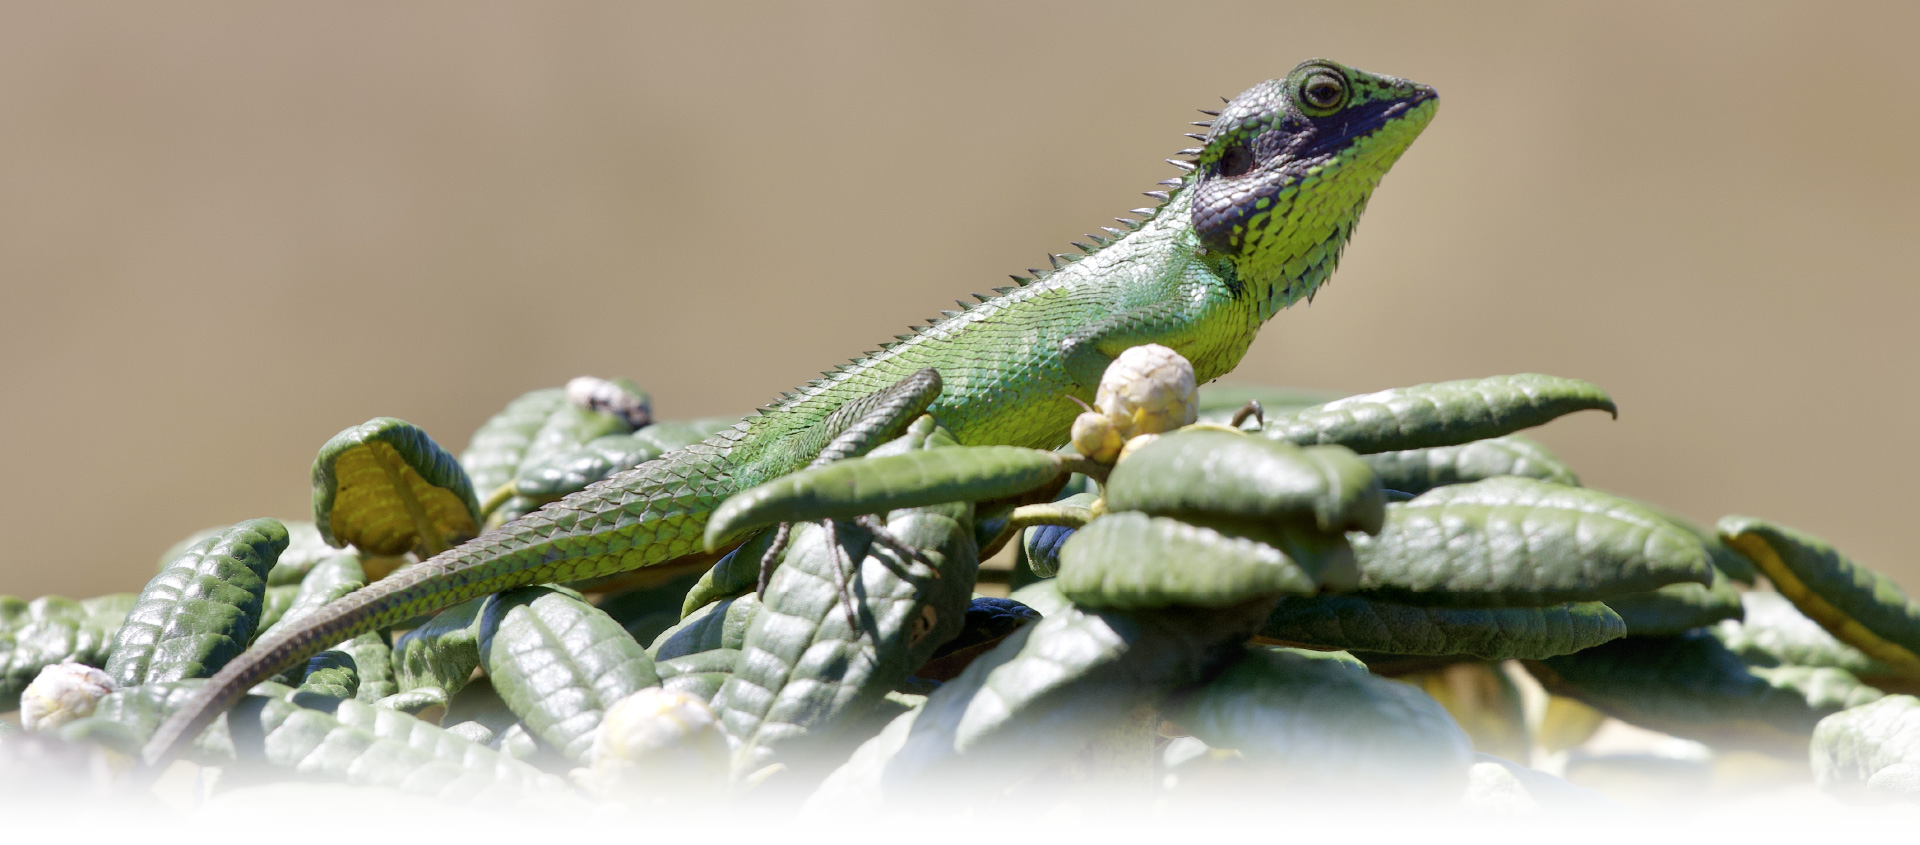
[2,2,1915,599]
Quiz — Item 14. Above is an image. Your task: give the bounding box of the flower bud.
[568,691,725,829]
[1095,344,1198,439]
[675,806,733,833]
[20,663,112,732]
[1070,411,1124,463]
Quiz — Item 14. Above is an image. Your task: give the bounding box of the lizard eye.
[1300,71,1347,112]
[1217,143,1254,178]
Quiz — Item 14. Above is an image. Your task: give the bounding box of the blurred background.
[2,2,1915,599]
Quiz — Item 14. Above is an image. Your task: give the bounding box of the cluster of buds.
[579,687,730,802]
[1070,344,1199,463]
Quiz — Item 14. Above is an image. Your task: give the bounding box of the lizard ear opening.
[1217,143,1254,178]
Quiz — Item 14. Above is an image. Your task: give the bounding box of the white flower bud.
[586,688,729,802]
[20,663,112,732]
[1070,411,1124,463]
[1092,344,1198,446]
[566,376,652,429]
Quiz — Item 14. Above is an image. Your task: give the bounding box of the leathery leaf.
[1055,513,1322,610]
[1259,595,1625,661]
[514,416,739,501]
[0,594,133,710]
[304,631,395,703]
[1260,374,1615,454]
[1717,516,1920,676]
[1352,477,1712,607]
[260,553,366,640]
[184,787,529,833]
[1529,631,1885,755]
[91,679,583,825]
[1165,645,1473,797]
[393,597,488,696]
[1103,428,1384,534]
[710,502,978,777]
[653,593,759,661]
[460,386,567,501]
[1811,695,1920,801]
[1358,434,1578,497]
[479,586,660,763]
[313,417,481,558]
[704,446,1065,549]
[1714,592,1894,678]
[850,598,1273,801]
[1604,567,1743,637]
[106,518,288,687]
[1194,383,1343,421]
[1559,748,1712,829]
[1251,752,1643,833]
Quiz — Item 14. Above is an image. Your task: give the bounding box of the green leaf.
[1714,592,1895,678]
[376,686,450,722]
[680,528,779,618]
[313,418,481,558]
[1358,435,1578,497]
[1605,567,1743,636]
[93,679,587,825]
[710,503,978,777]
[321,631,395,702]
[1640,505,1755,584]
[1530,631,1885,754]
[1559,748,1712,829]
[1351,478,1712,607]
[1006,579,1072,619]
[460,387,568,500]
[1260,374,1616,454]
[253,585,300,637]
[478,586,660,763]
[1718,516,1920,676]
[1103,428,1384,534]
[514,417,740,502]
[1055,513,1321,610]
[872,599,1271,797]
[266,521,361,587]
[653,593,759,660]
[0,594,132,710]
[705,446,1065,548]
[1164,645,1473,796]
[106,518,288,687]
[260,554,366,641]
[392,597,487,696]
[1259,752,1651,833]
[1812,695,1920,802]
[1259,596,1625,660]
[184,783,537,833]
[1195,383,1344,420]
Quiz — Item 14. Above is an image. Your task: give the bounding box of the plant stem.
[1067,706,1152,833]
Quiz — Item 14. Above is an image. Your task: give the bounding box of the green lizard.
[143,58,1437,765]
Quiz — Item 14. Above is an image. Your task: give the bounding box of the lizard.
[143,58,1438,766]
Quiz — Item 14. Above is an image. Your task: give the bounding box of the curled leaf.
[1352,477,1712,607]
[0,594,131,710]
[1358,435,1577,497]
[1718,516,1920,676]
[313,418,481,558]
[1605,567,1744,637]
[1812,695,1920,802]
[105,518,288,687]
[1715,592,1894,678]
[1260,595,1625,660]
[1260,374,1615,454]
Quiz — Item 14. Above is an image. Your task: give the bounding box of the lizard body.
[145,59,1437,764]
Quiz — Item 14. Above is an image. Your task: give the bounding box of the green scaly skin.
[144,59,1437,766]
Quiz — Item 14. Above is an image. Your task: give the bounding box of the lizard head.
[1192,60,1437,307]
